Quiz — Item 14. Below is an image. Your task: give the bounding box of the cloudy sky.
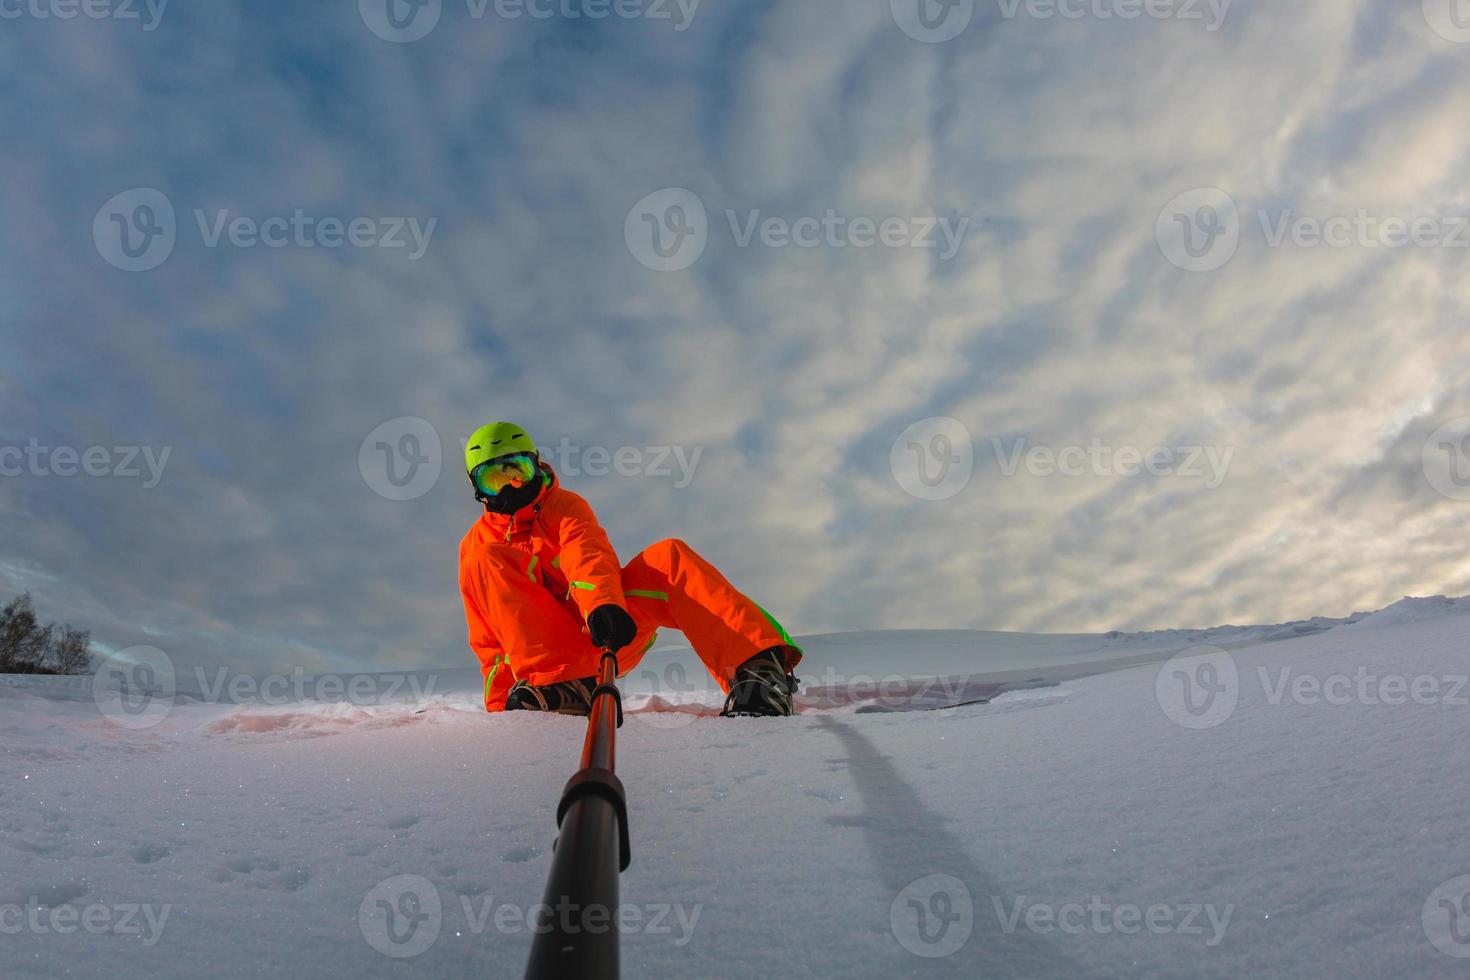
[4,0,1470,674]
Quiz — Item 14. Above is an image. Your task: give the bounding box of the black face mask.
[481,472,543,515]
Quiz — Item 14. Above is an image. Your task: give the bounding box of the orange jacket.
[457,463,625,693]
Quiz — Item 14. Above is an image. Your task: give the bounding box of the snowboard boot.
[721,647,800,718]
[505,676,596,716]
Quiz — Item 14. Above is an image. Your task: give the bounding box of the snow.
[1343,594,1470,631]
[4,601,1470,978]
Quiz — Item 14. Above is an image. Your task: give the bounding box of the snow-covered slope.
[4,601,1470,978]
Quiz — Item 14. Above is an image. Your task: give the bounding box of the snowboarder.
[458,422,802,717]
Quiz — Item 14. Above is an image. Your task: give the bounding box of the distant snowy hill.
[4,597,1470,978]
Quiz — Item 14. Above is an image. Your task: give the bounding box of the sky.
[4,0,1470,675]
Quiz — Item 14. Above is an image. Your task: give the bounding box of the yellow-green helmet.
[464,422,538,475]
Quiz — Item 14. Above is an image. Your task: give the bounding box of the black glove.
[587,604,638,653]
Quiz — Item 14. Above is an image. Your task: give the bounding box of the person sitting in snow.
[457,422,802,717]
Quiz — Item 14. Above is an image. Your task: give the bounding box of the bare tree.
[51,626,93,675]
[0,593,53,672]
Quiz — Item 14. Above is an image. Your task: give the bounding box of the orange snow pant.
[462,538,800,711]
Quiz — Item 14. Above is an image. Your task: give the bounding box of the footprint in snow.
[501,846,540,863]
[0,882,87,907]
[454,880,492,897]
[229,857,280,874]
[130,843,170,864]
[258,868,311,892]
[208,856,307,891]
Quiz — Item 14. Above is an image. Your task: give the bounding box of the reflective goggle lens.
[471,454,538,496]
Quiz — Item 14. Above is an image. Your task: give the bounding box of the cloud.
[2,0,1469,675]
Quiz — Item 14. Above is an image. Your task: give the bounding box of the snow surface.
[4,602,1470,978]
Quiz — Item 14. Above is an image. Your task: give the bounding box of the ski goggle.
[470,453,539,497]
